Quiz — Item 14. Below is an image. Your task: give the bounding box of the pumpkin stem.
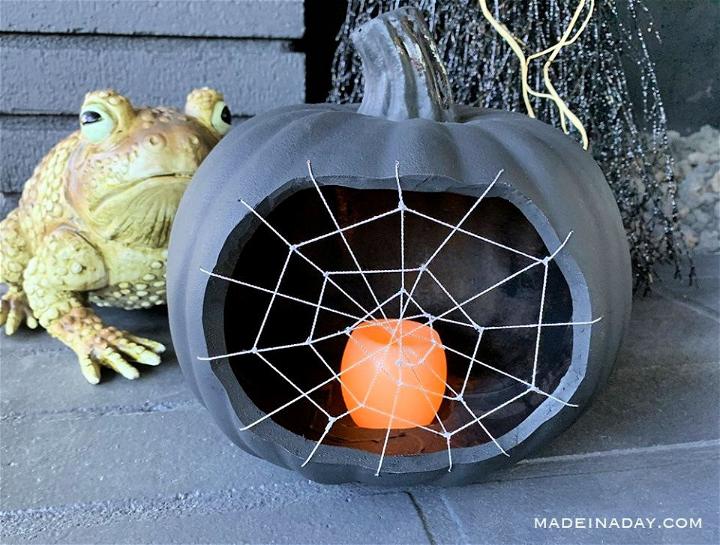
[352,7,455,122]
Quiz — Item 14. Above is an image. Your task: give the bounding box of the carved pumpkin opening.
[205,177,584,459]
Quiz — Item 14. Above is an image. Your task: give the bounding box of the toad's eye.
[220,105,231,124]
[211,101,232,136]
[79,107,115,142]
[80,111,103,124]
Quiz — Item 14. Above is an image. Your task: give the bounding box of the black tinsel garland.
[329,0,691,293]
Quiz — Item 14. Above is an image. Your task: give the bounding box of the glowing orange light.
[340,319,447,429]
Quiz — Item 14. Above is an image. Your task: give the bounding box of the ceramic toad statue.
[0,88,231,383]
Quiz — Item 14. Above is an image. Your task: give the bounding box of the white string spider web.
[199,161,601,476]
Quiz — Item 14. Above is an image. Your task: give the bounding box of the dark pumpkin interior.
[214,184,574,456]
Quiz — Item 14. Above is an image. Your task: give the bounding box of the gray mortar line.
[406,491,438,545]
[439,494,470,545]
[520,438,720,465]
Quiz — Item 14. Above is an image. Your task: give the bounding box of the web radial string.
[307,161,390,323]
[400,169,504,317]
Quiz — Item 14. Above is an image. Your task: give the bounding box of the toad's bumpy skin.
[0,88,230,383]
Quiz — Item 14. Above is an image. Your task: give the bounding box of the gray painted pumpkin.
[167,7,631,485]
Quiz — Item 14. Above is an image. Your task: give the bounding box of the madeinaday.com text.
[534,517,702,530]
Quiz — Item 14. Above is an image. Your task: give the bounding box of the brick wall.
[0,0,305,217]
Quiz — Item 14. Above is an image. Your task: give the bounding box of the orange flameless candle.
[340,319,447,429]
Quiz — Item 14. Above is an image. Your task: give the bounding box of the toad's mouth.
[90,174,193,247]
[92,173,193,212]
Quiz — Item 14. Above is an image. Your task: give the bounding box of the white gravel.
[668,125,720,253]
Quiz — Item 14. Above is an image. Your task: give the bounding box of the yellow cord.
[478,0,592,150]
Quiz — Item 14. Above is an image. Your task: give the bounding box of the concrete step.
[417,441,719,545]
[5,489,432,545]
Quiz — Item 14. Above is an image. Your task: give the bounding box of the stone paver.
[534,358,719,457]
[1,257,718,544]
[5,489,432,545]
[0,307,192,417]
[688,254,720,279]
[615,292,719,368]
[0,409,305,511]
[434,443,718,545]
[653,253,720,316]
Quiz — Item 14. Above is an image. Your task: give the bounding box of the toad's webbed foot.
[0,288,38,335]
[48,308,165,384]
